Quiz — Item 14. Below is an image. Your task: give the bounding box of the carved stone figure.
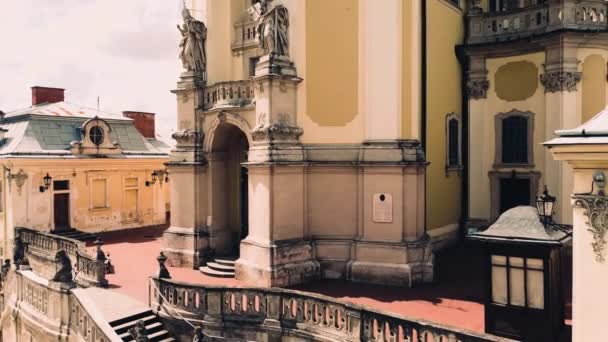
[192,325,205,342]
[178,8,207,75]
[540,71,582,93]
[13,235,26,266]
[51,250,73,283]
[1,259,10,278]
[250,1,289,57]
[157,252,171,279]
[94,237,106,262]
[129,320,149,342]
[466,79,489,99]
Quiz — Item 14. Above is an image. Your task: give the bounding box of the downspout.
[457,13,471,240]
[421,0,428,233]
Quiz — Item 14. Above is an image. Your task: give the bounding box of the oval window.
[89,126,104,146]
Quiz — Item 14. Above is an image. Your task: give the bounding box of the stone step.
[109,310,155,327]
[207,261,235,272]
[214,257,237,267]
[113,315,157,334]
[199,266,235,278]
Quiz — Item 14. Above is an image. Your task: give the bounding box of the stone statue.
[177,8,207,75]
[13,235,28,267]
[157,252,171,279]
[51,250,73,283]
[250,1,289,57]
[129,320,148,342]
[192,325,204,342]
[1,259,10,278]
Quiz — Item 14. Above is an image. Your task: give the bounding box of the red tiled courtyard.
[90,226,571,335]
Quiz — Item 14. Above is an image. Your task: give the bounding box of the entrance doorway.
[53,180,71,232]
[54,193,70,232]
[209,123,249,255]
[499,178,530,214]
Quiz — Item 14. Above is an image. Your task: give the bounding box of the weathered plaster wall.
[425,0,464,234]
[0,159,169,258]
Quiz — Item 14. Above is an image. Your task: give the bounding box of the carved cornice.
[540,71,582,93]
[466,79,489,99]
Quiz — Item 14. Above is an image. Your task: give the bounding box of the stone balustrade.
[16,227,107,288]
[150,277,513,342]
[70,289,123,342]
[467,1,608,45]
[202,80,255,111]
[232,20,258,51]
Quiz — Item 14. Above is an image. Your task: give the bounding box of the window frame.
[89,177,109,210]
[122,176,139,223]
[445,113,463,172]
[494,110,535,169]
[490,253,546,311]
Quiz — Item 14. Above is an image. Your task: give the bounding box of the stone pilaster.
[161,72,210,268]
[542,40,581,224]
[235,54,319,287]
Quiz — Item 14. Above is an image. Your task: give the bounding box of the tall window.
[91,179,107,209]
[124,178,138,222]
[502,116,528,164]
[491,255,544,309]
[446,113,462,170]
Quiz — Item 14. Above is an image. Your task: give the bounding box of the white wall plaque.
[373,193,393,223]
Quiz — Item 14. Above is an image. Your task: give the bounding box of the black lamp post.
[39,173,52,192]
[146,170,159,187]
[536,185,556,227]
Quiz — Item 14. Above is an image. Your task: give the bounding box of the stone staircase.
[199,257,236,278]
[109,309,175,342]
[53,228,98,242]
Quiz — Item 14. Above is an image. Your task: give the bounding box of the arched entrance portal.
[209,123,249,256]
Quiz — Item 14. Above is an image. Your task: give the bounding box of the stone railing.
[17,227,107,288]
[232,20,258,51]
[202,80,255,111]
[70,289,123,342]
[150,278,513,342]
[467,0,608,45]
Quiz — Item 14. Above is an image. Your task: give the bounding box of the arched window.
[89,126,104,146]
[495,110,534,167]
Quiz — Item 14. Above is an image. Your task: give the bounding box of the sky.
[0,0,185,137]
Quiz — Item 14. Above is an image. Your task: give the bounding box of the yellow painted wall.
[2,159,169,236]
[582,54,607,122]
[426,0,464,231]
[494,61,538,101]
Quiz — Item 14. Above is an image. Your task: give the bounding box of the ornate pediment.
[70,116,123,156]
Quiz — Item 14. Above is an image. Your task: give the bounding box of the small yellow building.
[0,86,171,257]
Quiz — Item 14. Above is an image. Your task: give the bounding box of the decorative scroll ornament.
[466,79,489,99]
[9,169,27,195]
[574,171,608,262]
[251,114,303,142]
[171,129,201,147]
[540,71,582,93]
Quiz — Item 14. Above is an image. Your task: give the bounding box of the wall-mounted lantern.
[39,173,52,192]
[146,170,159,187]
[469,204,571,341]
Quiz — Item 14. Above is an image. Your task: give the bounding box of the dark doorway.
[499,178,530,214]
[53,193,70,231]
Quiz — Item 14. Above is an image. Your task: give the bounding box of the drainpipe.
[457,11,471,240]
[421,0,428,234]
